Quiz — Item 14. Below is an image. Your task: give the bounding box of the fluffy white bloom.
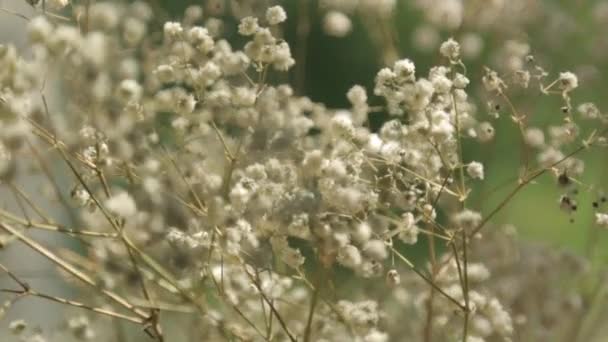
[558,71,578,92]
[238,17,259,36]
[596,213,608,227]
[28,16,53,44]
[363,239,388,260]
[398,212,419,245]
[453,73,470,88]
[386,269,400,287]
[467,161,484,180]
[524,127,545,147]
[577,102,600,119]
[330,111,355,138]
[347,85,368,106]
[105,192,137,218]
[337,245,362,268]
[323,11,352,37]
[163,21,183,40]
[439,38,460,60]
[154,64,174,83]
[117,79,143,103]
[393,59,416,79]
[266,5,287,25]
[477,122,495,143]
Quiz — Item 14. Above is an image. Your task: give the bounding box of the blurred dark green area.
[160,0,608,257]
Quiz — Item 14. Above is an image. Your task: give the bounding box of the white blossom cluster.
[0,1,607,342]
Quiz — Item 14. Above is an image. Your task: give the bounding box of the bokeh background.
[1,0,608,339]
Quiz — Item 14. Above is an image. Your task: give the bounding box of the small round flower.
[467,161,484,180]
[524,127,545,147]
[105,191,137,218]
[266,5,287,25]
[28,16,53,44]
[558,71,578,92]
[238,16,259,36]
[337,244,362,268]
[163,21,183,40]
[330,111,355,138]
[453,73,470,89]
[323,11,352,37]
[439,38,460,60]
[386,269,401,287]
[596,213,608,228]
[477,122,495,143]
[577,102,600,120]
[347,85,368,106]
[393,59,416,79]
[117,79,143,103]
[363,239,388,260]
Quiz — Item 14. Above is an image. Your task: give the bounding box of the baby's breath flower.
[393,58,416,80]
[577,102,600,119]
[323,11,353,37]
[467,161,485,180]
[238,17,259,36]
[596,213,608,227]
[558,71,578,92]
[439,38,460,60]
[386,269,401,287]
[163,21,183,40]
[105,191,137,218]
[266,5,287,25]
[338,244,363,268]
[363,239,388,261]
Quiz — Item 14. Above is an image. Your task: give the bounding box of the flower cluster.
[0,1,607,342]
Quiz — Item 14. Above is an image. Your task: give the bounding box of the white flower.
[439,38,460,60]
[163,21,183,40]
[386,269,400,287]
[393,59,416,79]
[337,245,362,268]
[524,127,545,147]
[363,239,388,260]
[577,102,600,119]
[28,16,53,44]
[105,192,137,218]
[323,11,352,37]
[330,111,354,138]
[117,79,142,103]
[154,64,174,83]
[596,213,608,227]
[347,85,368,106]
[467,161,484,180]
[238,17,259,36]
[266,5,287,25]
[559,71,578,92]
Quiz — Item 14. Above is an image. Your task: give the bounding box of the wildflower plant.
[0,1,607,341]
